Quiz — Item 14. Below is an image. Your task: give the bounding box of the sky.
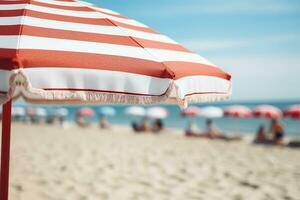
[87,0,300,102]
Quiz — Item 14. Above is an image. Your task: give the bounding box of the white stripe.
[89,6,121,16]
[0,4,26,10]
[23,68,171,95]
[0,16,177,44]
[0,35,159,61]
[33,0,86,7]
[146,48,215,66]
[174,76,231,98]
[0,70,12,92]
[0,3,148,28]
[0,35,214,65]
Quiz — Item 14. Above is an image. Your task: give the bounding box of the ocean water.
[13,100,300,135]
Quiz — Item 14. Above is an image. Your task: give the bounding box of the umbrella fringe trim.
[0,70,231,106]
[1,69,174,105]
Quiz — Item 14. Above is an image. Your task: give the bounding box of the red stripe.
[185,92,228,97]
[164,61,231,80]
[0,1,26,4]
[30,1,93,11]
[0,49,172,78]
[109,20,157,34]
[0,9,24,17]
[0,25,190,52]
[0,49,230,80]
[43,88,169,96]
[0,8,157,34]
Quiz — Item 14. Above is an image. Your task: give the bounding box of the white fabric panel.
[0,35,159,61]
[146,48,215,66]
[0,16,175,44]
[0,36,213,65]
[24,68,172,95]
[34,0,86,7]
[174,76,231,99]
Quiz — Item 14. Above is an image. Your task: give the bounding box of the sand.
[4,123,300,200]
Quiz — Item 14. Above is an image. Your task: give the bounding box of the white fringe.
[1,69,232,107]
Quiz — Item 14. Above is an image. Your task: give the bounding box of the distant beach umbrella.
[224,105,251,118]
[35,108,47,117]
[54,108,69,117]
[224,105,251,133]
[26,107,36,117]
[12,107,25,117]
[147,107,168,119]
[77,108,95,117]
[284,105,300,119]
[181,106,200,117]
[252,105,282,119]
[98,107,116,117]
[198,106,223,118]
[125,106,146,117]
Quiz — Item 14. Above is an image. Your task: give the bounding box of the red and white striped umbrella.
[252,105,282,119]
[77,107,95,117]
[147,107,168,119]
[0,0,231,107]
[284,105,300,119]
[0,1,232,199]
[224,105,251,118]
[181,106,200,117]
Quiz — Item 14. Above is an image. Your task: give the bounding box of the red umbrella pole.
[0,100,12,200]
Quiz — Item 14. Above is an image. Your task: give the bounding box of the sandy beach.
[5,123,300,200]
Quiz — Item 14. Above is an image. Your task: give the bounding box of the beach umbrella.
[224,105,251,133]
[252,105,282,119]
[181,106,200,117]
[77,107,95,117]
[54,108,69,117]
[98,106,116,117]
[0,1,232,199]
[284,105,300,119]
[125,106,146,117]
[147,107,168,119]
[35,107,47,117]
[198,106,223,118]
[224,105,251,118]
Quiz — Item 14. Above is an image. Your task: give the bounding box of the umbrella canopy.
[198,106,223,118]
[125,106,146,117]
[77,107,95,117]
[98,106,116,117]
[284,105,300,119]
[224,105,251,118]
[54,108,69,117]
[35,107,47,117]
[181,106,200,117]
[147,107,168,119]
[252,105,282,119]
[0,0,231,107]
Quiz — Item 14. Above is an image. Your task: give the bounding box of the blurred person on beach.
[151,118,164,133]
[269,119,285,145]
[99,116,110,129]
[132,116,150,133]
[204,119,242,141]
[185,121,202,137]
[253,125,272,144]
[75,115,91,128]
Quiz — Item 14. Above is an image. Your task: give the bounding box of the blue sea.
[14,100,300,135]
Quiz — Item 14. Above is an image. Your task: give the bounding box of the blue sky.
[88,0,300,102]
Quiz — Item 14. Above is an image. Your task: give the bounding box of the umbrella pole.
[0,100,12,200]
